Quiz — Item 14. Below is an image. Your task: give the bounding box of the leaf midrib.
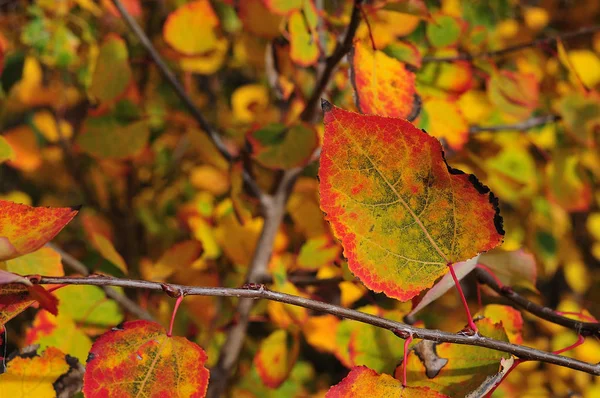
[336,119,450,264]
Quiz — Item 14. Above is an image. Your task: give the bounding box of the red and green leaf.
[319,104,504,301]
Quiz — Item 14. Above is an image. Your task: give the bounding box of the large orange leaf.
[350,41,416,119]
[0,200,78,261]
[326,366,448,397]
[319,104,503,301]
[83,320,209,397]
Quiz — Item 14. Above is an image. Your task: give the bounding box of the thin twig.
[46,243,154,321]
[423,25,600,63]
[35,275,600,376]
[469,115,561,134]
[300,0,363,122]
[475,268,600,337]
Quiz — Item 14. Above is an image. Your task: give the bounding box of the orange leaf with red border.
[0,200,78,261]
[350,41,416,119]
[83,320,210,397]
[319,104,504,301]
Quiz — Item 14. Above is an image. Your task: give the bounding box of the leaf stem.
[402,334,413,387]
[167,294,184,338]
[447,262,478,333]
[34,275,600,376]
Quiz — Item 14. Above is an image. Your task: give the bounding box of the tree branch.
[469,114,561,134]
[300,0,363,122]
[46,244,154,321]
[35,275,600,376]
[208,167,302,397]
[475,267,600,338]
[423,25,600,63]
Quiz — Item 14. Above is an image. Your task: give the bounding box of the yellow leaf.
[0,136,15,164]
[422,98,469,150]
[90,232,128,274]
[564,260,590,294]
[180,37,229,75]
[0,347,70,397]
[163,0,220,55]
[31,110,73,143]
[231,84,270,123]
[565,50,600,88]
[190,165,230,196]
[524,7,549,30]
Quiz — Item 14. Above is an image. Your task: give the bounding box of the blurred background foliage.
[0,0,600,396]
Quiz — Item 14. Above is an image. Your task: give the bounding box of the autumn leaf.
[247,123,318,170]
[77,117,150,160]
[83,320,210,397]
[335,305,406,372]
[326,366,448,397]
[89,34,132,103]
[140,240,203,282]
[263,0,303,15]
[426,13,464,48]
[403,318,510,396]
[0,346,71,397]
[89,232,128,274]
[319,104,504,301]
[421,98,469,150]
[0,283,60,326]
[254,329,300,389]
[288,4,319,66]
[296,235,340,271]
[0,136,15,164]
[163,0,220,55]
[350,41,416,119]
[407,256,479,317]
[0,200,78,261]
[487,70,539,120]
[26,309,92,363]
[238,0,283,39]
[3,246,64,276]
[477,305,524,344]
[478,249,537,291]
